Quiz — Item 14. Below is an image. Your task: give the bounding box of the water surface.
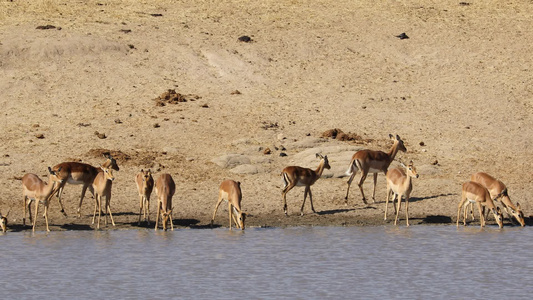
[1,226,531,299]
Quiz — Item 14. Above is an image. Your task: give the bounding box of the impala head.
[389,134,407,153]
[140,169,152,181]
[47,166,64,185]
[400,160,419,179]
[316,153,331,170]
[509,202,525,227]
[102,154,120,171]
[232,206,246,230]
[0,210,8,232]
[162,210,172,231]
[491,207,504,229]
[100,165,115,181]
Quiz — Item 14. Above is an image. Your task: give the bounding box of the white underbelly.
[67,178,87,185]
[368,167,382,173]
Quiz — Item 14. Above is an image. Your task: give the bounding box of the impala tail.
[281,172,290,189]
[345,158,360,176]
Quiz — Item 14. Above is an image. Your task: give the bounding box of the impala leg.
[394,195,401,226]
[357,171,369,205]
[282,183,296,216]
[169,211,174,231]
[477,202,485,228]
[457,195,467,227]
[211,196,224,227]
[345,169,357,204]
[77,185,89,218]
[463,202,468,225]
[155,203,160,231]
[23,196,27,226]
[97,195,102,230]
[138,195,143,225]
[371,173,378,203]
[300,186,309,216]
[28,199,33,225]
[146,197,150,225]
[55,184,68,216]
[384,188,391,220]
[106,196,115,226]
[308,187,315,214]
[32,199,39,232]
[92,195,98,225]
[231,207,240,229]
[44,202,50,232]
[228,202,233,230]
[405,196,410,227]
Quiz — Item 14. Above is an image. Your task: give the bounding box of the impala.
[211,180,246,230]
[345,134,407,205]
[155,173,175,231]
[53,154,119,217]
[135,169,154,225]
[22,167,63,232]
[0,208,10,232]
[457,181,503,229]
[384,160,419,226]
[92,164,115,229]
[470,172,525,226]
[281,153,331,216]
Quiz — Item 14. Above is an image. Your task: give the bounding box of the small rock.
[280,152,288,157]
[238,35,252,42]
[431,160,439,165]
[419,141,425,146]
[35,134,45,139]
[153,123,160,128]
[94,131,107,139]
[263,148,271,155]
[395,32,409,39]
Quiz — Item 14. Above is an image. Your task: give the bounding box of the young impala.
[0,208,10,232]
[281,153,331,216]
[457,181,503,229]
[470,172,525,226]
[92,164,116,229]
[155,173,175,231]
[135,169,154,225]
[384,160,419,226]
[211,180,246,230]
[53,154,119,217]
[345,134,407,206]
[22,167,63,232]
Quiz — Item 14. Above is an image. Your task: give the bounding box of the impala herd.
[2,134,526,232]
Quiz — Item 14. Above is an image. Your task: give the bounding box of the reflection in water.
[0,226,530,299]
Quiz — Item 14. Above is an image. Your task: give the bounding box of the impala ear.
[496,207,502,213]
[397,159,405,167]
[396,134,401,140]
[516,203,521,210]
[389,133,394,139]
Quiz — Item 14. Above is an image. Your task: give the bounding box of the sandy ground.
[0,0,532,231]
